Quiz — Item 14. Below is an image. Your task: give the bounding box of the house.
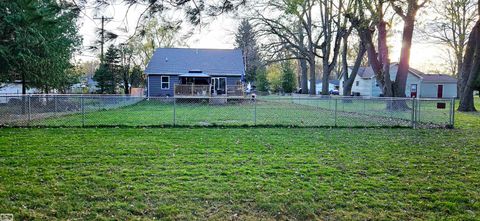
[308,80,340,94]
[339,63,457,98]
[0,81,39,95]
[0,81,39,103]
[145,48,245,97]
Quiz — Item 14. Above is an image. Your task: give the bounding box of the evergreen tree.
[281,61,296,93]
[234,19,263,83]
[130,65,144,88]
[0,0,81,93]
[94,45,120,94]
[256,67,269,93]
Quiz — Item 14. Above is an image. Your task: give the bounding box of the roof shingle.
[145,48,245,76]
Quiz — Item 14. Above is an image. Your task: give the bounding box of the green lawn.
[0,99,479,220]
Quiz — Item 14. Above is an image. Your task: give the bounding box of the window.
[410,84,417,92]
[355,81,359,86]
[161,76,170,89]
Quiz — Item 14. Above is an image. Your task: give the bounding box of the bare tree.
[427,0,478,77]
[347,0,394,97]
[389,0,429,98]
[458,0,480,112]
[255,0,319,95]
[255,0,346,95]
[341,29,367,96]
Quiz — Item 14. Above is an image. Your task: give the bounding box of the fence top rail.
[0,94,454,102]
[0,94,145,98]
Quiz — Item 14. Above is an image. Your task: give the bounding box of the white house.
[308,80,340,95]
[339,63,457,98]
[0,81,39,103]
[0,81,38,94]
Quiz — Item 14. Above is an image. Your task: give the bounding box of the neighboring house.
[0,81,39,103]
[0,81,38,94]
[145,48,245,97]
[339,63,457,98]
[308,80,340,95]
[68,75,98,94]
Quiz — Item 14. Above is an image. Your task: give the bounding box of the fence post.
[173,98,176,126]
[27,95,31,126]
[334,98,338,127]
[254,98,257,126]
[416,98,420,123]
[450,98,455,128]
[363,98,366,114]
[54,95,57,113]
[411,98,416,129]
[81,95,85,127]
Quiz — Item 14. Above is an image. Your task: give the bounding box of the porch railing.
[174,85,211,97]
[226,85,244,97]
[174,84,244,97]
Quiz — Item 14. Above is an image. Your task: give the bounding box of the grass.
[0,98,479,220]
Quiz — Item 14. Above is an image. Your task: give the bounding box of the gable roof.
[356,66,376,79]
[418,74,457,83]
[346,63,425,79]
[145,48,245,76]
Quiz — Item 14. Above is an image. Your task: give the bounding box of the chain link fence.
[0,94,455,128]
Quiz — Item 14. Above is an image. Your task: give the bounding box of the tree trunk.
[343,40,366,96]
[458,20,480,112]
[300,59,309,94]
[123,70,130,95]
[377,21,393,98]
[124,79,129,95]
[21,72,26,95]
[308,55,316,95]
[393,17,416,98]
[322,64,330,95]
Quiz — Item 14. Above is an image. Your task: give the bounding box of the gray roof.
[419,74,457,83]
[145,48,245,76]
[356,66,376,78]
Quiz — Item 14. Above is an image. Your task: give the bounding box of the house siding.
[148,75,241,97]
[388,65,423,97]
[420,82,457,98]
[226,76,242,86]
[342,67,422,97]
[339,66,457,98]
[148,75,179,97]
[351,78,373,96]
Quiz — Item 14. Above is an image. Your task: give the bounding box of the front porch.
[173,76,244,97]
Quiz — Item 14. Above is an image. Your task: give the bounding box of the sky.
[75,1,450,75]
[76,3,239,61]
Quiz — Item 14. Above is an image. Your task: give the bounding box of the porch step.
[209,97,228,105]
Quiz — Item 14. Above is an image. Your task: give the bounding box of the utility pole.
[93,16,113,63]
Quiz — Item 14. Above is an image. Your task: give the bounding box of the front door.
[410,84,417,98]
[437,85,443,98]
[211,77,226,95]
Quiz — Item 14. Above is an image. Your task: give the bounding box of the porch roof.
[179,73,211,78]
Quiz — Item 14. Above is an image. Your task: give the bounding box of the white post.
[81,95,85,127]
[27,95,31,126]
[334,98,338,127]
